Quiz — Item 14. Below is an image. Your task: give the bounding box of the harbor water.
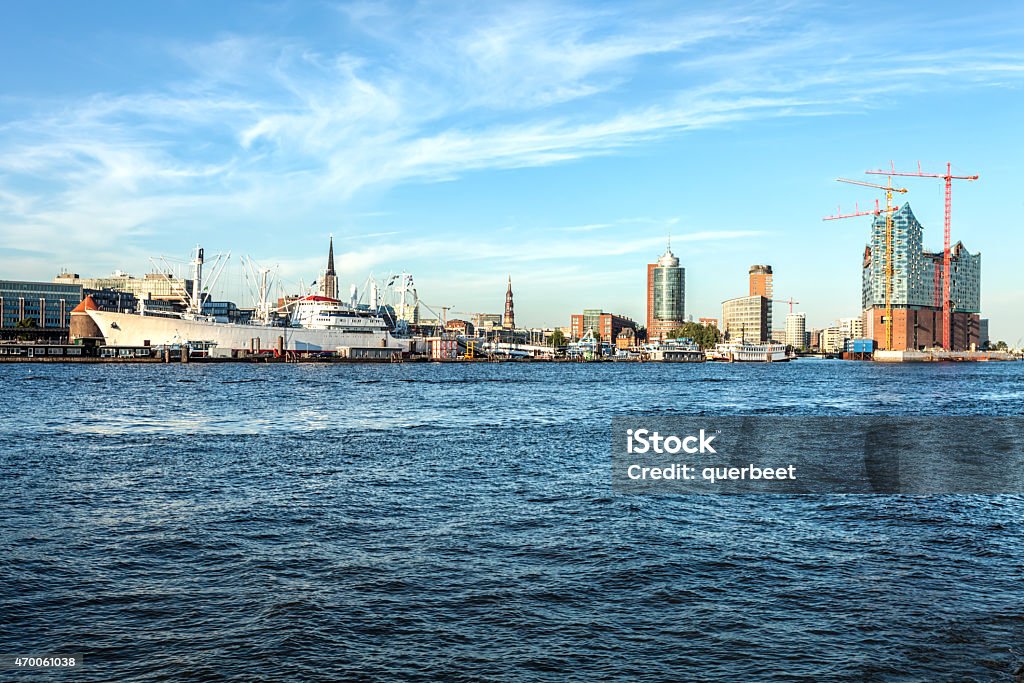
[2,360,1023,681]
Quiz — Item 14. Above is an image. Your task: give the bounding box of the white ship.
[708,340,790,362]
[85,244,408,354]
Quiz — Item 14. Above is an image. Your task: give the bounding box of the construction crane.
[866,162,978,350]
[831,177,908,350]
[771,297,801,315]
[421,303,453,327]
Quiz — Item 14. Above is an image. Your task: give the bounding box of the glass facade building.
[0,280,82,328]
[646,247,685,340]
[862,203,980,313]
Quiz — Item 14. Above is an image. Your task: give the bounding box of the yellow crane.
[832,178,908,350]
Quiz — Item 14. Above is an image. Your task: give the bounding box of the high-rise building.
[646,244,685,340]
[862,203,981,350]
[749,265,773,298]
[503,275,515,329]
[722,295,770,343]
[785,313,806,349]
[322,236,338,300]
[980,318,990,348]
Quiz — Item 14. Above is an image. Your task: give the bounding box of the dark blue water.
[2,360,1024,682]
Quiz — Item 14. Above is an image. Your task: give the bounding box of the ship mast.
[190,245,204,316]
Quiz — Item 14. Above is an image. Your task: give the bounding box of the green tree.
[994,340,1008,351]
[666,322,720,349]
[549,329,566,347]
[15,318,36,341]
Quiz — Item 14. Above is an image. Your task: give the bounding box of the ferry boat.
[85,245,408,354]
[707,340,790,362]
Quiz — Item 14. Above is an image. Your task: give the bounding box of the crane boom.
[865,162,978,350]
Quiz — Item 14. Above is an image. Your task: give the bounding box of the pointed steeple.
[322,234,338,300]
[326,234,336,276]
[503,274,515,330]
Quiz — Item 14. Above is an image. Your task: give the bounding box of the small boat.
[707,340,790,362]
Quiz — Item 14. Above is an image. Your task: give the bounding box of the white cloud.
[0,0,1022,296]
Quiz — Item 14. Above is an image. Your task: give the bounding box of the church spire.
[322,234,338,300]
[503,274,515,330]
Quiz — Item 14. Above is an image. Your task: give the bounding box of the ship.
[85,243,409,354]
[707,340,790,362]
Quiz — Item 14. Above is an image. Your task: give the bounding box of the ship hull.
[86,309,406,352]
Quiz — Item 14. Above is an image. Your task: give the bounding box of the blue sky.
[1,1,1023,341]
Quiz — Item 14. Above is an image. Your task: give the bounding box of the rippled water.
[2,360,1024,681]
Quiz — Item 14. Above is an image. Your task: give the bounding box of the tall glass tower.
[646,245,685,340]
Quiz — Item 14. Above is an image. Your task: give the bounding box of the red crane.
[866,162,978,350]
[828,177,907,350]
[770,297,801,314]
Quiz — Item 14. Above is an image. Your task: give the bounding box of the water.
[2,360,1023,681]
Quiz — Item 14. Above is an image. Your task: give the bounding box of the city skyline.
[2,3,1024,341]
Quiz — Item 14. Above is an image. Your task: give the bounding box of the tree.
[549,329,566,347]
[666,322,720,350]
[994,340,1009,351]
[14,318,38,342]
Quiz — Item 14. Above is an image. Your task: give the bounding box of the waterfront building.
[472,313,502,331]
[771,329,786,344]
[861,203,981,350]
[82,288,137,314]
[980,318,990,348]
[749,265,773,298]
[820,326,845,354]
[570,309,637,341]
[646,244,685,340]
[0,279,82,329]
[722,295,770,343]
[785,313,806,349]
[55,270,193,309]
[446,319,475,336]
[808,329,821,350]
[615,327,636,350]
[503,276,515,329]
[838,317,864,341]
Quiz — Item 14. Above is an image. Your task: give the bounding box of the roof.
[71,295,98,313]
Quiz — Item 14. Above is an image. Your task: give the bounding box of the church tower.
[503,275,515,329]
[322,235,338,300]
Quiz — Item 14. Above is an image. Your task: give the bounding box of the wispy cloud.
[0,1,1022,280]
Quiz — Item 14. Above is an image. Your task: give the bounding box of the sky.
[1,1,1023,342]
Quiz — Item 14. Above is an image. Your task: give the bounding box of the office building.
[0,279,82,329]
[749,265,773,298]
[785,313,806,349]
[570,309,636,341]
[646,244,685,340]
[55,270,193,309]
[722,295,770,343]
